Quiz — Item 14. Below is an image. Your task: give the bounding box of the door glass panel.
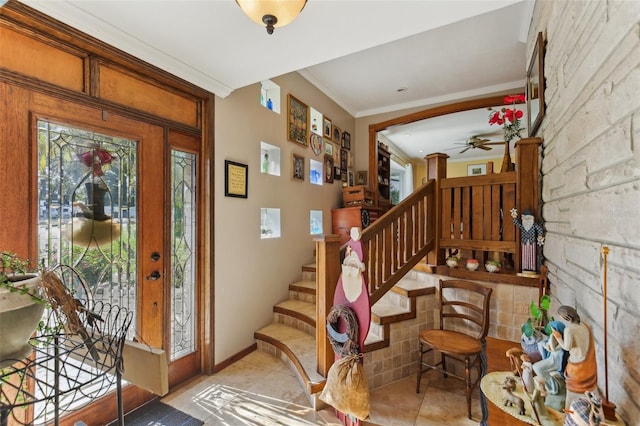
[35,119,138,423]
[37,120,138,336]
[170,150,197,360]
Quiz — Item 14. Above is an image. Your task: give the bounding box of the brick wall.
[531,1,640,423]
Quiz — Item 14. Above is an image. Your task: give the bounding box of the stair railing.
[314,180,436,375]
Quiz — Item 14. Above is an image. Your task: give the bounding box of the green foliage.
[521,294,553,337]
[0,252,44,304]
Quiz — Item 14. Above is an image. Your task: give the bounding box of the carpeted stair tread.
[254,323,325,389]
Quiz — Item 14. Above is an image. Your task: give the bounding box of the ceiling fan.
[452,135,506,154]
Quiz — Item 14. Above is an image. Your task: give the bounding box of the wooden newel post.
[425,152,448,266]
[514,137,543,273]
[315,234,342,377]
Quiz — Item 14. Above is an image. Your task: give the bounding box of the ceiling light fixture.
[236,0,307,35]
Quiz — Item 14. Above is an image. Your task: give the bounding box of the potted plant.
[520,294,553,362]
[0,251,46,366]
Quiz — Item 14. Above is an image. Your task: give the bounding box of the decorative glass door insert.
[37,120,138,330]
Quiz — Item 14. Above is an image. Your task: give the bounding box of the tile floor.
[161,349,483,426]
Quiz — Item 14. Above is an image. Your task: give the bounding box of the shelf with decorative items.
[260,141,281,176]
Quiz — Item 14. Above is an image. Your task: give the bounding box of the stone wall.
[530,1,640,423]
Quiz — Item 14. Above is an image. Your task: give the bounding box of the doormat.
[110,400,204,426]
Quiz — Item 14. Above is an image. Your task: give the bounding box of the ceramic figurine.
[510,208,545,273]
[446,255,459,268]
[553,306,598,409]
[502,376,525,416]
[466,258,479,271]
[520,354,535,394]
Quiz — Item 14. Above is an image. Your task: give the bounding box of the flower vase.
[500,141,514,173]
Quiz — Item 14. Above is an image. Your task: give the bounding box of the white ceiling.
[19,0,534,161]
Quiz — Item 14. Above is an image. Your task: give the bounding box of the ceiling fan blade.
[482,141,507,146]
[459,146,471,154]
[478,145,492,150]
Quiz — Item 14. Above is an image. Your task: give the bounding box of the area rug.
[115,400,204,426]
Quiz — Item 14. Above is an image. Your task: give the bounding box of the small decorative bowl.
[466,259,479,271]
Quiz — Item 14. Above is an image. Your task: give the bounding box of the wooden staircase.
[254,262,437,407]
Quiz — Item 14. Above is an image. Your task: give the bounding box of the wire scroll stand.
[0,267,133,426]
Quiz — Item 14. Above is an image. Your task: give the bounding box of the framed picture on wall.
[292,153,305,181]
[224,160,248,198]
[287,94,308,147]
[323,117,333,140]
[325,141,334,156]
[356,170,368,186]
[340,148,349,170]
[332,125,341,143]
[467,163,487,176]
[324,155,334,183]
[341,131,351,150]
[527,32,545,137]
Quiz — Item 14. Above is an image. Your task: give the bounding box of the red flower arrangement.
[489,94,526,143]
[78,147,115,176]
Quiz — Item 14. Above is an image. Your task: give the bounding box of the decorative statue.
[520,354,535,394]
[502,376,525,416]
[511,208,545,273]
[531,376,548,418]
[533,320,569,411]
[553,306,598,409]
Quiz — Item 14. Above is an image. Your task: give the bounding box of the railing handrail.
[359,180,436,306]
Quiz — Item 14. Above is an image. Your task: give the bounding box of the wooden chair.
[416,279,493,419]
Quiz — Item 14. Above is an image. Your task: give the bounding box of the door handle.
[146,270,161,280]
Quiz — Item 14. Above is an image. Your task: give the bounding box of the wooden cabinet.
[332,206,380,245]
[377,146,391,211]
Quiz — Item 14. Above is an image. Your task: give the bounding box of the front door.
[28,91,201,422]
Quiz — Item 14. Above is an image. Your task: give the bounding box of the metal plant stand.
[0,301,132,426]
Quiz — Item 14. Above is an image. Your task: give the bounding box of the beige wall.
[214,72,354,362]
[531,1,640,423]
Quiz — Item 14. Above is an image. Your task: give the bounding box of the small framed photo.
[340,148,348,170]
[287,94,308,147]
[325,141,334,156]
[332,125,341,144]
[356,170,368,186]
[323,117,333,140]
[341,131,351,150]
[467,163,487,176]
[527,32,545,137]
[224,160,248,198]
[324,155,334,183]
[334,167,342,181]
[292,153,305,181]
[347,169,355,187]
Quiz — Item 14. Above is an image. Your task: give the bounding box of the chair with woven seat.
[416,279,493,419]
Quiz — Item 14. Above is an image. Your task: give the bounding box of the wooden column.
[314,234,341,376]
[425,152,448,266]
[514,137,543,273]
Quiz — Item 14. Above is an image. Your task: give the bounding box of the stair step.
[274,299,316,328]
[301,263,316,272]
[289,279,315,294]
[254,323,325,394]
[371,301,414,325]
[392,278,437,298]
